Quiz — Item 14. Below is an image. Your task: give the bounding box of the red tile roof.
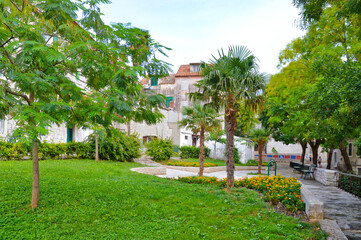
[175,64,202,77]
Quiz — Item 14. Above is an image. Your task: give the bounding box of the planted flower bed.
[178,175,305,212]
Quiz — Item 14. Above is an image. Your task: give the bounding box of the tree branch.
[10,0,23,12]
[5,88,31,105]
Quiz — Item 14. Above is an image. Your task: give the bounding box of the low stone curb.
[319,220,348,240]
[301,185,324,222]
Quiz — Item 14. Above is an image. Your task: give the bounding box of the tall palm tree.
[247,128,271,174]
[192,45,265,188]
[178,104,221,177]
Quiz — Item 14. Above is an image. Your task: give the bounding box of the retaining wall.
[301,185,324,222]
[315,168,338,186]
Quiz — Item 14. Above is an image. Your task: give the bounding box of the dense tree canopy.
[0,0,169,207]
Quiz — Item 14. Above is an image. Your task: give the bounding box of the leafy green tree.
[192,45,265,188]
[0,0,168,207]
[178,104,221,177]
[247,128,271,174]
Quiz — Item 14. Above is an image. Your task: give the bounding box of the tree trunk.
[258,141,263,174]
[339,142,353,172]
[300,141,307,165]
[29,91,39,208]
[127,121,131,136]
[327,146,333,169]
[31,139,39,208]
[308,140,321,165]
[198,127,205,177]
[213,141,217,159]
[95,133,99,162]
[225,95,237,189]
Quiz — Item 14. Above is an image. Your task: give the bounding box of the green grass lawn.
[0,160,325,239]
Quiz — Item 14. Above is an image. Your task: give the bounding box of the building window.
[0,118,5,134]
[53,36,58,42]
[348,143,353,156]
[142,136,157,144]
[67,127,73,142]
[166,96,174,108]
[150,77,158,86]
[190,63,200,73]
[185,135,188,140]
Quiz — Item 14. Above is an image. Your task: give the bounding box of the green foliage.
[178,104,221,134]
[0,141,28,160]
[87,128,140,162]
[39,142,67,159]
[0,160,325,239]
[65,142,93,159]
[225,147,240,164]
[246,159,269,166]
[145,138,173,162]
[178,175,305,212]
[179,146,211,159]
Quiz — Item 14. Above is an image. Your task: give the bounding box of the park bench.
[290,162,304,173]
[301,164,316,180]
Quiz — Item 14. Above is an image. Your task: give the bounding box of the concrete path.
[276,163,361,240]
[133,155,162,167]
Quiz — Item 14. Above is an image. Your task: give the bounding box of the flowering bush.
[166,161,217,167]
[177,176,218,185]
[178,175,305,212]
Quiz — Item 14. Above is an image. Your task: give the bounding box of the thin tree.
[178,104,221,177]
[206,127,225,159]
[247,128,271,174]
[192,45,265,188]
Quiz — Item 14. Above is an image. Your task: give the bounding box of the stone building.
[121,63,204,146]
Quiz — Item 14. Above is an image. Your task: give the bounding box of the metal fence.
[337,172,361,198]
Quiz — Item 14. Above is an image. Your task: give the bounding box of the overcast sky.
[100,0,305,75]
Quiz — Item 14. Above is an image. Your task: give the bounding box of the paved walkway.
[276,164,361,240]
[133,158,361,239]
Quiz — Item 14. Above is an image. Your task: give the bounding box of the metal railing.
[337,172,361,198]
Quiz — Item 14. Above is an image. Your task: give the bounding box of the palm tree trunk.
[258,141,263,174]
[198,127,205,177]
[339,142,353,172]
[225,95,237,189]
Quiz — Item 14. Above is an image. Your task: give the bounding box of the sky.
[100,0,305,75]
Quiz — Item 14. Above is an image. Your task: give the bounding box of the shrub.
[178,175,305,212]
[0,141,28,160]
[246,159,268,166]
[87,128,141,162]
[225,147,240,163]
[66,142,93,159]
[179,146,211,159]
[39,142,67,159]
[146,138,173,162]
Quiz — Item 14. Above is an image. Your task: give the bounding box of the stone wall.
[301,185,324,222]
[314,168,338,186]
